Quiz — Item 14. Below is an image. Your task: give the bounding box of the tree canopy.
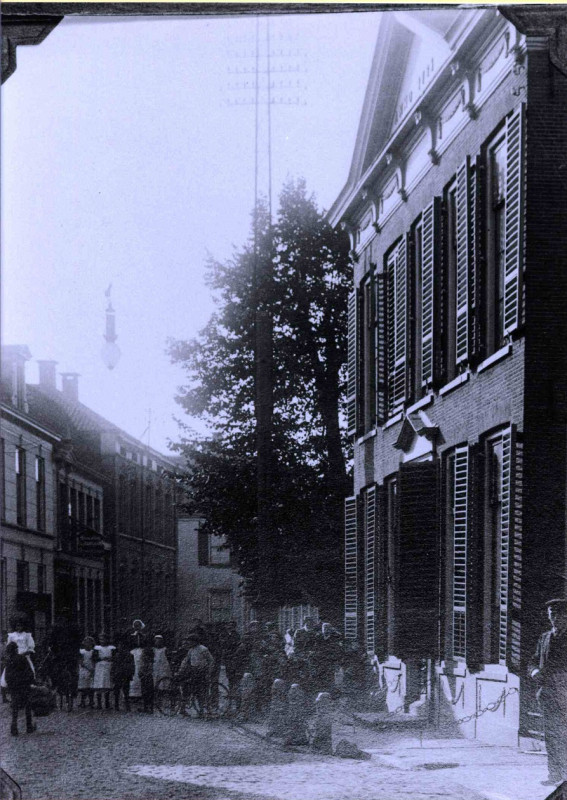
[168,178,352,617]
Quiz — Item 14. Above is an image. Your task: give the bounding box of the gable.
[332,9,464,224]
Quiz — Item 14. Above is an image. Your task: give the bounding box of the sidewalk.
[238,709,553,800]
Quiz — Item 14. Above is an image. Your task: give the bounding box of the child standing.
[78,637,96,708]
[6,614,35,675]
[4,642,35,736]
[93,633,115,710]
[112,639,135,711]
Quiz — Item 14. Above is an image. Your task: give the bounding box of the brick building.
[329,8,567,744]
[27,364,179,640]
[0,347,58,649]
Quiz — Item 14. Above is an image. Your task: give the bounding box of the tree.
[168,178,352,617]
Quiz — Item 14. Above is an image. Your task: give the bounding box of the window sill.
[477,344,512,373]
[383,412,403,430]
[407,393,434,414]
[439,371,470,397]
[356,428,377,445]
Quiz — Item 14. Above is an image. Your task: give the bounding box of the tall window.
[445,447,469,660]
[16,560,29,592]
[362,276,376,430]
[481,427,516,666]
[485,434,504,663]
[93,497,101,533]
[78,491,86,525]
[385,477,397,654]
[444,181,457,382]
[86,495,93,528]
[386,239,407,417]
[412,220,423,399]
[15,447,26,527]
[210,534,231,566]
[37,563,46,594]
[487,137,507,353]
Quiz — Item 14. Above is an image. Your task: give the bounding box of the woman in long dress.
[93,633,115,709]
[152,635,172,688]
[78,637,96,708]
[128,620,146,701]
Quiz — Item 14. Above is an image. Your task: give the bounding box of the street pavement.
[0,699,552,800]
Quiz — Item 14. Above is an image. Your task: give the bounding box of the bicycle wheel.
[155,677,181,716]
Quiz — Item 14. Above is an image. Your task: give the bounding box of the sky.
[1,11,381,453]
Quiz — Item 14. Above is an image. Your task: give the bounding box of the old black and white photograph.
[1,3,567,799]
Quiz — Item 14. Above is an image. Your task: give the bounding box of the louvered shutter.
[395,462,439,658]
[387,238,408,416]
[456,158,471,365]
[375,485,387,661]
[499,426,516,666]
[365,486,377,655]
[504,105,526,335]
[471,155,487,362]
[344,496,358,639]
[421,199,441,388]
[467,444,485,672]
[452,446,468,659]
[375,274,387,425]
[510,434,523,672]
[347,291,359,436]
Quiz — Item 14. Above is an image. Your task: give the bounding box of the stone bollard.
[284,683,309,745]
[266,679,288,737]
[311,691,333,754]
[238,672,256,722]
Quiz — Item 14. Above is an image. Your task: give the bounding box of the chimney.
[60,372,80,403]
[37,360,58,391]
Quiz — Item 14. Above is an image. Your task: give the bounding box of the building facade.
[177,515,245,634]
[0,347,58,649]
[25,362,179,639]
[330,9,567,744]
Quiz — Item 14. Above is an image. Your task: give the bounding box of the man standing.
[529,599,567,787]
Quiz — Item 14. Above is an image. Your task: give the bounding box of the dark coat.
[529,628,567,700]
[5,654,34,695]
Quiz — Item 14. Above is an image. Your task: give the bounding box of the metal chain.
[453,686,519,725]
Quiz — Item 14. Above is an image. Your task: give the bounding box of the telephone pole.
[225,17,307,618]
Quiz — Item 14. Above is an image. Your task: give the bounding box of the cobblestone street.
[0,702,491,800]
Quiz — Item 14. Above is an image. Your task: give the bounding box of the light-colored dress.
[153,647,172,687]
[129,648,143,698]
[93,645,115,690]
[78,648,96,690]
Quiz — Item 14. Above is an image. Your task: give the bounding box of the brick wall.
[521,46,567,666]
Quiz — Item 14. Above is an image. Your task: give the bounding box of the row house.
[329,8,567,745]
[29,368,179,639]
[0,347,58,649]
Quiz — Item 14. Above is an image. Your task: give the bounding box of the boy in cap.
[529,598,567,787]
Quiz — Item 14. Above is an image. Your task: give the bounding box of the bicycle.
[155,672,234,718]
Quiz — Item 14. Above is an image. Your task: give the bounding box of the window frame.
[15,447,27,528]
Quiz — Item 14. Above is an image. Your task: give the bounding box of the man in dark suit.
[529,599,567,787]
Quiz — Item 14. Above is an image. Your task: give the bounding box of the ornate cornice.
[499,7,567,77]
